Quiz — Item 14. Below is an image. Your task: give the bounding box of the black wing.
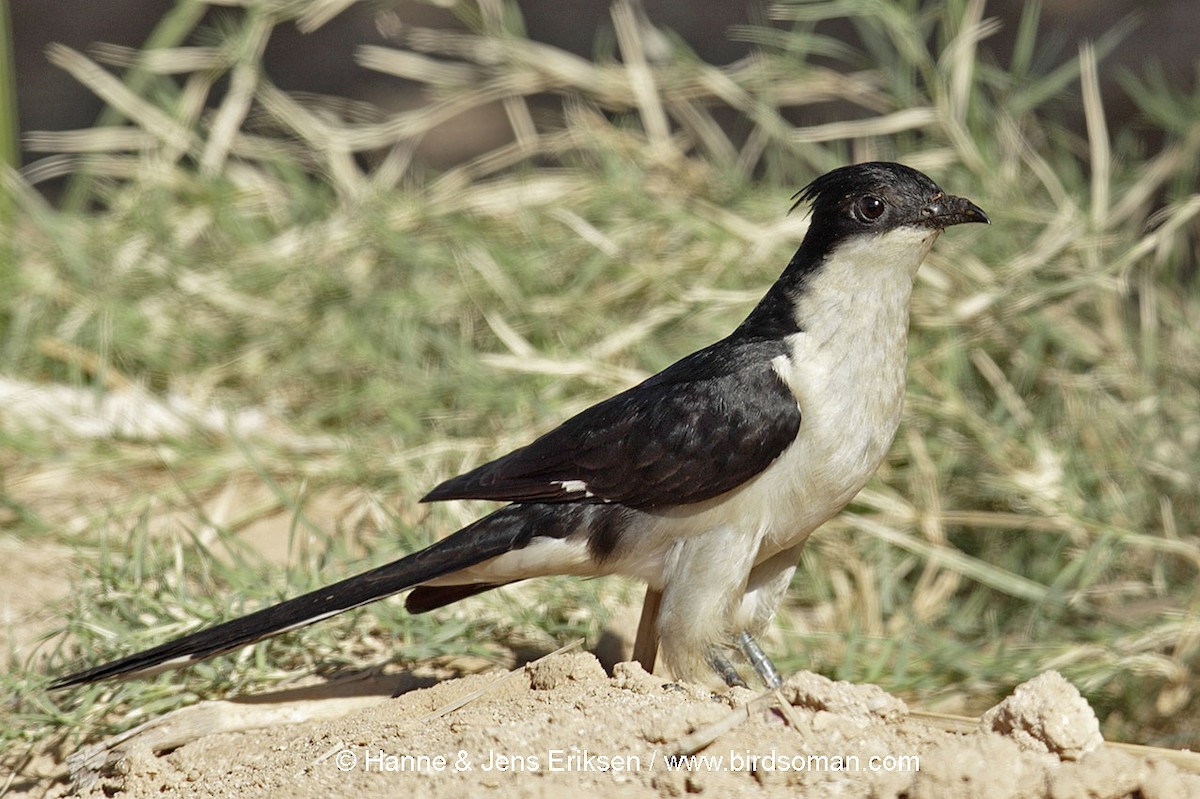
[422,339,801,510]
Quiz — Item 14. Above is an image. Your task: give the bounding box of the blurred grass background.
[3,0,1200,773]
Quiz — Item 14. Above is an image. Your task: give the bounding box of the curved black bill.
[924,195,990,228]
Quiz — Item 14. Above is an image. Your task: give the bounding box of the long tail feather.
[52,507,536,688]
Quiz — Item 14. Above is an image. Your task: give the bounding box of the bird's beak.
[922,194,990,228]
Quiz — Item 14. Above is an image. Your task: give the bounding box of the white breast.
[756,225,938,553]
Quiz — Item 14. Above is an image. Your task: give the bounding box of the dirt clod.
[980,671,1104,760]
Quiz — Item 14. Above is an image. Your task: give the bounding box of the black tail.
[51,506,542,689]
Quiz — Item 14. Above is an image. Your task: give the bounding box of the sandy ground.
[10,650,1200,799]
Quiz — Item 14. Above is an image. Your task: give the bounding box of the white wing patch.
[555,479,594,497]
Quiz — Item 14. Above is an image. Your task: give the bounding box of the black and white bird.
[53,162,987,690]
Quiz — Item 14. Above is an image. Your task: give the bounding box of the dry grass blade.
[1112,194,1200,275]
[89,43,227,74]
[1109,126,1200,224]
[940,0,995,127]
[760,67,892,112]
[843,512,1051,603]
[363,80,521,149]
[970,348,1035,429]
[68,671,416,789]
[668,98,739,166]
[428,172,582,213]
[904,430,961,623]
[791,107,939,143]
[24,127,157,153]
[44,43,196,154]
[297,0,359,34]
[666,690,773,757]
[18,153,86,184]
[1079,42,1111,229]
[481,353,648,387]
[256,82,366,195]
[199,14,272,176]
[356,46,481,85]
[611,0,671,155]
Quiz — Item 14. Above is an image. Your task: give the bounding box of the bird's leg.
[737,631,782,689]
[708,649,748,689]
[632,586,663,673]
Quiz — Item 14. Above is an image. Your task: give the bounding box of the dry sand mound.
[44,651,1200,799]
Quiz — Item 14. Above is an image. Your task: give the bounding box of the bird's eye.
[853,195,886,222]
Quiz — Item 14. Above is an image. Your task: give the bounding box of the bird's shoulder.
[422,335,802,509]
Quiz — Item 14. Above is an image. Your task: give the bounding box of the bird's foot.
[708,650,748,689]
[706,632,783,689]
[737,631,782,689]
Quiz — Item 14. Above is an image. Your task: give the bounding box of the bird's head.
[791,162,989,257]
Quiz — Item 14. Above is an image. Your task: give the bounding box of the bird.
[52,162,988,691]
